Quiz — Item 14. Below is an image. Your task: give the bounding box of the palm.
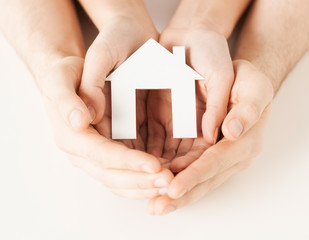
[146,80,208,171]
[146,89,175,166]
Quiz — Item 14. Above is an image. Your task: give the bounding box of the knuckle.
[206,103,227,118]
[136,180,149,189]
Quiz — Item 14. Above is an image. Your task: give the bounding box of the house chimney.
[173,46,186,64]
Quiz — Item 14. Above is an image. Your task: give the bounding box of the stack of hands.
[1,0,308,215]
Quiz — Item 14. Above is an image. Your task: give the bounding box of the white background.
[0,1,308,239]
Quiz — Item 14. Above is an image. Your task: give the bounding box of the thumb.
[78,33,116,125]
[222,60,274,140]
[41,57,91,131]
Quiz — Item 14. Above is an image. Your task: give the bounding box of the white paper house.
[106,38,203,139]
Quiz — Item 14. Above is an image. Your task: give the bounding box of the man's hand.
[41,56,174,199]
[147,60,273,215]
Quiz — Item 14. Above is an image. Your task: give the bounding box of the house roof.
[106,38,203,82]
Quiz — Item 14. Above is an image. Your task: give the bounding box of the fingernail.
[69,109,83,129]
[158,188,168,195]
[177,189,187,199]
[141,164,155,174]
[154,177,169,187]
[164,205,176,215]
[88,105,96,123]
[228,118,243,138]
[213,127,219,144]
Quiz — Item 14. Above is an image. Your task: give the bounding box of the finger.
[42,57,91,131]
[132,134,146,151]
[101,168,174,189]
[132,90,148,151]
[94,116,112,139]
[176,138,194,156]
[222,60,274,140]
[119,139,134,149]
[93,81,112,138]
[187,34,234,145]
[168,107,271,199]
[136,89,148,141]
[57,126,161,173]
[69,154,173,189]
[139,120,148,148]
[170,138,208,173]
[201,68,234,145]
[162,131,181,161]
[168,141,245,199]
[147,120,165,158]
[148,161,248,215]
[110,188,161,200]
[78,32,113,125]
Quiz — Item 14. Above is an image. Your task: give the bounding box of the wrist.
[234,58,278,95]
[29,50,84,82]
[248,59,282,95]
[79,0,151,30]
[167,0,251,39]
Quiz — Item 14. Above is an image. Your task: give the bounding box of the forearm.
[166,0,251,37]
[0,0,85,80]
[78,0,154,30]
[234,0,309,93]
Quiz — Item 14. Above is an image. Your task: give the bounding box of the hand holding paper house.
[106,38,203,139]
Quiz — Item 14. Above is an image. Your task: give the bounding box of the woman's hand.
[41,56,173,200]
[0,0,169,199]
[77,7,159,150]
[146,26,234,169]
[147,60,274,215]
[146,0,252,167]
[63,3,176,199]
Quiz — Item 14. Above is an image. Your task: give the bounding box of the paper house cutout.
[106,38,203,139]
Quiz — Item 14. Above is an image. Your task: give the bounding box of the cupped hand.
[78,16,160,151]
[40,56,173,200]
[147,60,274,215]
[147,26,234,169]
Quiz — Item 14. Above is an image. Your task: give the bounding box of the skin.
[0,0,174,200]
[76,0,176,198]
[1,0,308,214]
[147,0,252,163]
[77,0,158,151]
[76,0,254,199]
[148,60,273,215]
[148,0,309,215]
